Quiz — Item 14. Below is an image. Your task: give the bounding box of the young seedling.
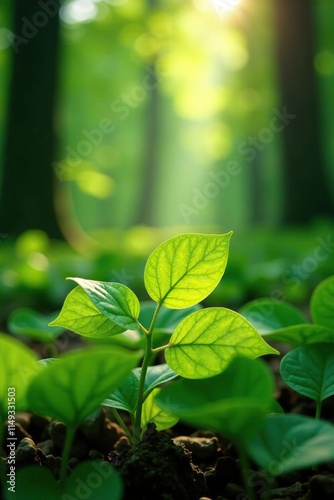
[51,232,278,441]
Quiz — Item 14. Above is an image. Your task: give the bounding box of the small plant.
[50,232,278,443]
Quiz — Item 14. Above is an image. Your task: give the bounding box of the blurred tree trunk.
[134,0,160,226]
[274,0,333,224]
[0,0,63,238]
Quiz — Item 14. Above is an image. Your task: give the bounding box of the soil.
[2,357,334,499]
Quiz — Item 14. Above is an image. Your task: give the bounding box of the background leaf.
[0,333,39,415]
[165,307,278,378]
[280,343,334,402]
[156,356,274,443]
[8,308,64,343]
[69,278,140,330]
[239,298,307,334]
[261,324,334,347]
[50,286,125,338]
[310,275,334,328]
[28,346,142,426]
[247,414,334,475]
[144,232,232,308]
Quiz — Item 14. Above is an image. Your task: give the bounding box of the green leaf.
[280,343,334,403]
[144,232,232,308]
[247,414,334,475]
[28,346,142,426]
[239,299,307,334]
[261,324,334,347]
[68,278,141,330]
[310,275,334,328]
[165,307,279,378]
[15,461,123,500]
[141,388,179,431]
[8,308,64,343]
[104,364,178,414]
[0,333,40,415]
[156,356,274,443]
[50,286,125,338]
[139,301,202,333]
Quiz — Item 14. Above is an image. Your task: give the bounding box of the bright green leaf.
[144,232,232,309]
[50,287,124,338]
[156,356,274,443]
[141,388,179,431]
[28,347,142,426]
[165,307,278,378]
[280,343,334,403]
[68,278,141,330]
[8,308,64,343]
[247,414,334,475]
[239,299,307,334]
[15,461,123,500]
[310,275,334,329]
[0,333,40,415]
[261,324,334,347]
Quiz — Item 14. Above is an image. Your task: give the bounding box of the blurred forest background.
[0,0,333,321]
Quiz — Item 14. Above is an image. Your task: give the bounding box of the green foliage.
[165,307,278,378]
[260,324,334,347]
[310,275,334,328]
[280,342,334,418]
[7,308,64,343]
[247,414,334,475]
[144,233,232,308]
[141,388,179,432]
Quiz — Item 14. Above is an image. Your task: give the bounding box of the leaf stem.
[59,425,76,488]
[111,408,133,443]
[133,303,161,442]
[315,400,322,420]
[236,443,256,500]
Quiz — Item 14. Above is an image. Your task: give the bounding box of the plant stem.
[111,408,133,443]
[59,425,76,488]
[236,443,256,500]
[315,400,322,420]
[133,303,161,442]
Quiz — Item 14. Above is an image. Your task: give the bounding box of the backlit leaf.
[144,232,232,308]
[310,275,334,329]
[165,307,278,378]
[141,388,179,431]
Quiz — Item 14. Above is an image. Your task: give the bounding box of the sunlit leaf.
[156,356,274,443]
[165,307,278,378]
[280,343,334,403]
[141,388,179,431]
[310,275,334,329]
[28,347,142,426]
[68,278,140,330]
[144,232,232,308]
[247,414,334,475]
[50,287,124,338]
[239,298,307,334]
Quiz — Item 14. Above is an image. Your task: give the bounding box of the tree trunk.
[0,0,63,238]
[274,0,333,224]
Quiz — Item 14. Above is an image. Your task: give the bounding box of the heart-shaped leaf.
[165,307,278,378]
[68,278,140,330]
[247,414,334,475]
[50,286,124,338]
[156,356,274,443]
[104,364,178,414]
[28,346,142,426]
[310,275,334,329]
[144,232,232,309]
[141,388,179,431]
[8,308,64,343]
[239,299,307,334]
[15,461,123,500]
[261,324,334,347]
[280,343,334,402]
[0,333,40,416]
